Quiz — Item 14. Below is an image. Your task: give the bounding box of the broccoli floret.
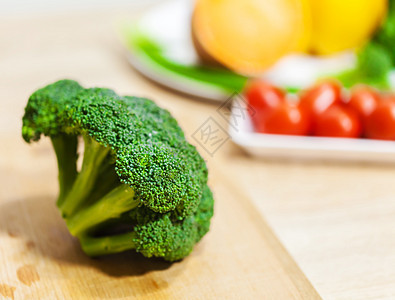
[22,79,213,261]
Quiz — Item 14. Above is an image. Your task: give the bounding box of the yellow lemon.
[308,0,388,55]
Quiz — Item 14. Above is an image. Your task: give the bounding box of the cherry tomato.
[299,80,342,118]
[365,96,395,140]
[255,102,310,136]
[245,80,285,116]
[348,86,380,118]
[313,105,362,138]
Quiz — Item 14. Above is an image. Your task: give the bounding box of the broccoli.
[22,79,213,261]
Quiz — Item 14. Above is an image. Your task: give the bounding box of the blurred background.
[1,0,160,14]
[1,0,395,299]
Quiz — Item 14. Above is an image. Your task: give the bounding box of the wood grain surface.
[0,3,394,300]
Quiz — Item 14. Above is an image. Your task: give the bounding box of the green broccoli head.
[116,142,205,216]
[22,79,84,142]
[131,184,213,261]
[22,79,213,261]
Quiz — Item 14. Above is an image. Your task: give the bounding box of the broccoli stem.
[82,163,120,208]
[51,135,78,206]
[59,135,111,218]
[79,232,137,257]
[66,184,139,236]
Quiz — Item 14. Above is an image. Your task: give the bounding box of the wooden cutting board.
[0,139,320,299]
[0,5,320,300]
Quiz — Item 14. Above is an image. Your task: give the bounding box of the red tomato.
[313,105,362,138]
[245,80,285,116]
[299,80,342,118]
[348,86,380,118]
[365,97,395,140]
[255,102,310,136]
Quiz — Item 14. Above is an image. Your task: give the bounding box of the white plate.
[128,0,357,101]
[228,98,395,163]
